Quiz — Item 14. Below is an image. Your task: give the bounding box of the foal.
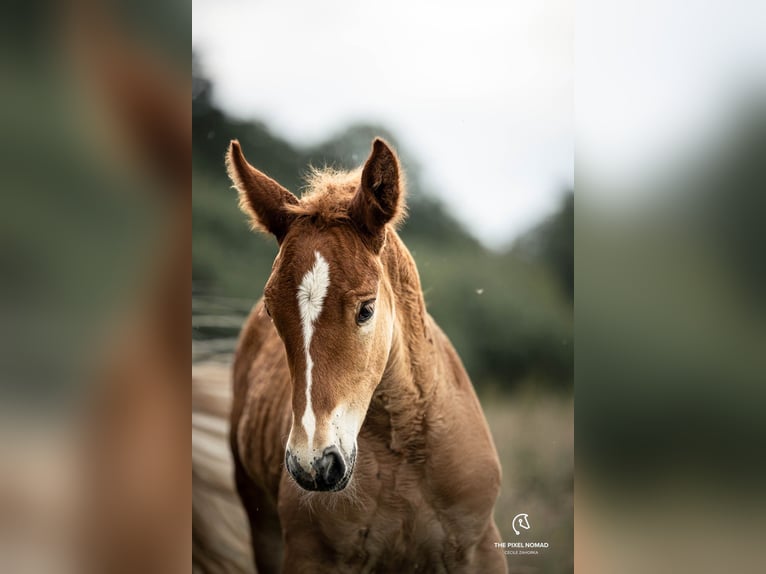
[227,138,506,573]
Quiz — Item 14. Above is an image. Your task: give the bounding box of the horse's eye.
[264,302,271,318]
[356,300,376,325]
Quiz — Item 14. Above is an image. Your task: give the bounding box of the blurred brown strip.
[64,1,191,572]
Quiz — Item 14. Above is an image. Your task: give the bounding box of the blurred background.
[192,1,573,572]
[1,1,190,573]
[577,1,766,573]
[2,0,760,573]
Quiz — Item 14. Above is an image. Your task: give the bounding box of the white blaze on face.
[296,251,330,450]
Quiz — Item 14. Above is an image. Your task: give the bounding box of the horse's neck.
[363,232,443,457]
[382,232,429,359]
[381,231,433,383]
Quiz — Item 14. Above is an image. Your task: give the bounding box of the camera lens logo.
[512,513,530,535]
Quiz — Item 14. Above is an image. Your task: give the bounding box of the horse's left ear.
[226,140,298,242]
[349,138,406,251]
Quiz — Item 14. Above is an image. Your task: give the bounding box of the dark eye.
[356,299,376,325]
[263,302,271,318]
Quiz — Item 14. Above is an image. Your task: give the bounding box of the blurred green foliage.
[577,98,766,483]
[192,57,572,391]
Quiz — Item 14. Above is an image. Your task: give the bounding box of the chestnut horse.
[227,138,506,573]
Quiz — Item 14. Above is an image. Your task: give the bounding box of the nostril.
[285,450,319,491]
[316,446,346,486]
[285,451,298,475]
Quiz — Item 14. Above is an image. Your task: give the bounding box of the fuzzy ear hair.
[226,140,298,241]
[349,138,406,251]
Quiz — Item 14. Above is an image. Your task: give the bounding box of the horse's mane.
[285,165,407,228]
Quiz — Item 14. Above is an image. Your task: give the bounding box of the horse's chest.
[281,455,493,572]
[355,472,446,545]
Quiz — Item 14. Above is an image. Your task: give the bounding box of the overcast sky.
[192,0,765,245]
[578,0,766,202]
[192,0,573,249]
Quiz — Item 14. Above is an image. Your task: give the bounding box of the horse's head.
[227,138,405,491]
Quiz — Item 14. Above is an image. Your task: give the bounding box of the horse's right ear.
[226,140,298,241]
[349,138,406,252]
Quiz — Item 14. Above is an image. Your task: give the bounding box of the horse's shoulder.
[232,299,282,389]
[230,298,291,492]
[234,298,290,398]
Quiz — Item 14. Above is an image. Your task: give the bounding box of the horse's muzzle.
[285,445,356,492]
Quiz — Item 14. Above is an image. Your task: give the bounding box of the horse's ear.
[226,140,298,242]
[349,138,406,251]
